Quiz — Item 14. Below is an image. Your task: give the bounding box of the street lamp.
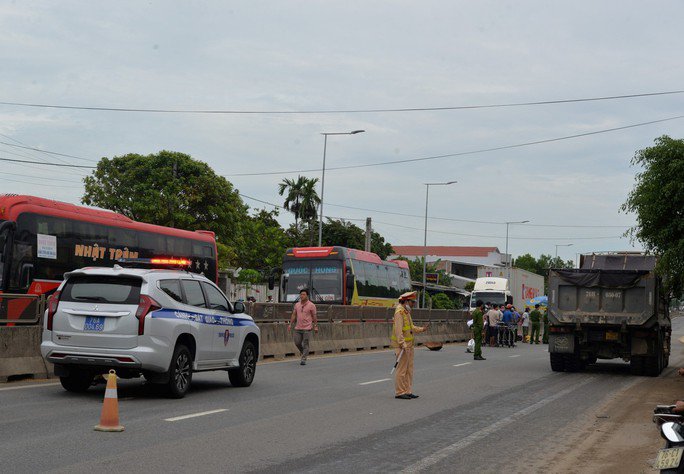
[555,243,573,260]
[318,130,365,247]
[422,181,457,308]
[505,220,529,279]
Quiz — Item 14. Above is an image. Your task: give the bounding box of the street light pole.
[422,181,457,308]
[504,220,529,280]
[318,130,365,247]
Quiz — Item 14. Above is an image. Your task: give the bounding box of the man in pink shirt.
[288,289,318,365]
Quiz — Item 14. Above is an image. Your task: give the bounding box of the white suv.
[41,264,260,398]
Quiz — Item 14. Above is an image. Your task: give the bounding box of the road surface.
[2,319,682,473]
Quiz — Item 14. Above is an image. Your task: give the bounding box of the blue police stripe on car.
[151,308,255,327]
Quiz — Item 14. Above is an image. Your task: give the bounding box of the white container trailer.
[473,266,544,310]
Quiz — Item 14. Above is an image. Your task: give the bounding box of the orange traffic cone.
[94,369,124,432]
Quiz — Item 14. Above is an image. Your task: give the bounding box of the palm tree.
[278,176,320,232]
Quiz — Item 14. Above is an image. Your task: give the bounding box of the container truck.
[547,253,670,376]
[471,266,544,310]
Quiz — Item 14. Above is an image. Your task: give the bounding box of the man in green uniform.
[542,307,549,344]
[471,300,486,360]
[529,304,542,344]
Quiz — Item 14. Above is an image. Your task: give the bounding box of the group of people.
[469,301,547,360]
[285,289,550,400]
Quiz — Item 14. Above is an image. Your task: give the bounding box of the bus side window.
[353,260,366,295]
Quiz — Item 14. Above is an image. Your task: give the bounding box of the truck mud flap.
[549,334,574,354]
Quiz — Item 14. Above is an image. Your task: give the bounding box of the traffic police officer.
[391,291,428,399]
[542,306,549,344]
[529,304,542,344]
[471,300,486,360]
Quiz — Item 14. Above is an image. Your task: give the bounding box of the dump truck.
[547,253,670,376]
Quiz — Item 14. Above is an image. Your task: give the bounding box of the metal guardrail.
[247,302,468,323]
[0,293,46,325]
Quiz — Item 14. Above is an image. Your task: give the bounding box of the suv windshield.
[61,275,141,304]
[282,260,342,303]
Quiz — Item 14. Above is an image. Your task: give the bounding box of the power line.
[1,90,682,115]
[0,171,83,184]
[226,114,684,176]
[0,141,96,162]
[325,202,629,228]
[374,220,623,241]
[240,193,625,240]
[0,155,95,169]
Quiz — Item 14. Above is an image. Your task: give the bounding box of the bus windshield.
[471,291,506,307]
[282,260,343,303]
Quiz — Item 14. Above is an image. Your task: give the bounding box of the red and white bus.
[0,195,217,323]
[280,246,411,307]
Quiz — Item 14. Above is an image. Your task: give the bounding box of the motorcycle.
[653,405,684,472]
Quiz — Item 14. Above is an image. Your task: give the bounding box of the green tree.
[622,135,684,297]
[464,281,475,292]
[513,253,538,273]
[431,293,455,309]
[278,176,320,231]
[82,150,248,267]
[297,218,395,259]
[238,208,291,271]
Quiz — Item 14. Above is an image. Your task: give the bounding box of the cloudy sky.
[1,1,683,263]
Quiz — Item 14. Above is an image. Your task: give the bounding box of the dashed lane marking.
[509,355,521,358]
[0,382,60,392]
[400,377,596,473]
[164,409,228,422]
[359,378,391,385]
[453,363,472,367]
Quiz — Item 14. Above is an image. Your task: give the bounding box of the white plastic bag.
[467,338,475,352]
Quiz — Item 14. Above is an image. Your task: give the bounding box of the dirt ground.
[534,364,684,474]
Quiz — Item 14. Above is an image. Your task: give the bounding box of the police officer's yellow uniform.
[391,291,427,399]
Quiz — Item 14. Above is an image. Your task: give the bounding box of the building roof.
[391,246,500,257]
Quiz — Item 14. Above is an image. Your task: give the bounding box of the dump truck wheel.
[630,356,644,376]
[550,353,565,372]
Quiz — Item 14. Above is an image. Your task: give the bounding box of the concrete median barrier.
[0,326,51,382]
[0,304,471,382]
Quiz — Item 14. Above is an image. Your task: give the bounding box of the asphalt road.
[3,320,682,473]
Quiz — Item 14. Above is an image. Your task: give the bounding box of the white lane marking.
[359,378,391,385]
[0,382,60,392]
[453,363,472,367]
[401,377,596,473]
[164,409,228,422]
[509,355,521,358]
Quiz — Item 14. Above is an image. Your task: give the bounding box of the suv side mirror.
[233,301,246,314]
[268,275,275,291]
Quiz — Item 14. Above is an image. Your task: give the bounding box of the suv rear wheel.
[229,340,257,387]
[167,344,193,398]
[59,371,94,393]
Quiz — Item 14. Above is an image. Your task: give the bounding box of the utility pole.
[364,217,372,252]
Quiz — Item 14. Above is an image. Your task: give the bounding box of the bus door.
[0,221,15,293]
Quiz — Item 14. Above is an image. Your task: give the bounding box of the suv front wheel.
[167,344,193,398]
[229,340,257,387]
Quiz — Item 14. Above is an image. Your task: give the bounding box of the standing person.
[487,304,501,347]
[391,291,429,400]
[471,300,486,361]
[287,289,318,365]
[542,307,549,344]
[513,306,522,343]
[529,304,542,344]
[521,307,530,343]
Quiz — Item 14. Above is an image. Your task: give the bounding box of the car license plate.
[605,331,619,341]
[84,316,105,332]
[655,447,684,469]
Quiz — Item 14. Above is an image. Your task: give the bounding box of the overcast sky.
[1,1,683,263]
